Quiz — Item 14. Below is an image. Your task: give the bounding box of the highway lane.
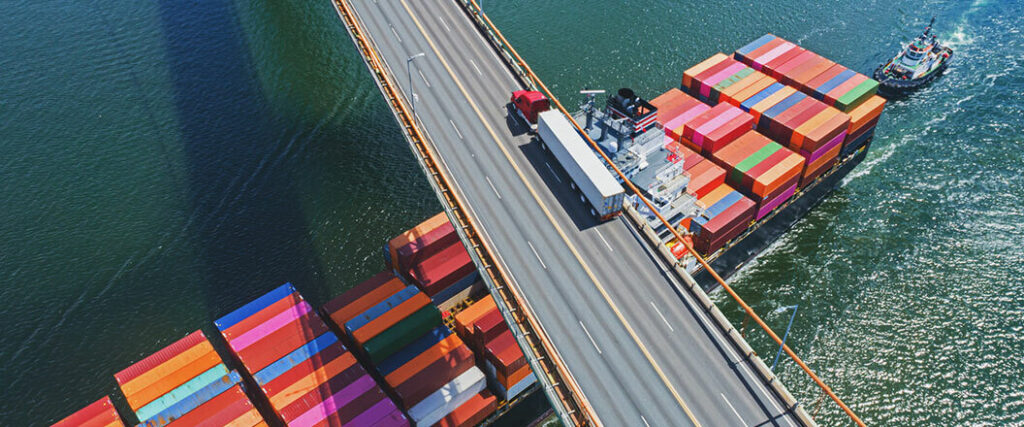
[348,1,687,425]
[344,0,799,425]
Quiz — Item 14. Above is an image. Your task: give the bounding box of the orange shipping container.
[387,212,449,267]
[327,277,406,327]
[749,86,797,125]
[267,352,358,410]
[454,295,496,338]
[496,363,533,390]
[436,390,498,427]
[682,53,729,90]
[725,75,777,107]
[791,107,849,152]
[122,342,220,410]
[385,334,465,387]
[847,95,886,135]
[352,292,431,344]
[753,154,804,197]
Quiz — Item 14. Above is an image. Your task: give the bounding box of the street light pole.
[407,52,425,117]
[771,304,799,372]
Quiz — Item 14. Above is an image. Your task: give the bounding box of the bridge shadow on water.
[154,0,328,332]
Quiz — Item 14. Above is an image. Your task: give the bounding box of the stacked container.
[679,102,756,155]
[323,278,489,427]
[735,34,880,113]
[649,88,710,144]
[454,296,537,402]
[114,330,263,427]
[388,213,482,311]
[216,283,406,426]
[665,141,726,199]
[52,396,124,427]
[841,95,886,157]
[711,131,805,219]
[687,183,756,255]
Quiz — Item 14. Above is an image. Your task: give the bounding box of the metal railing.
[328,0,595,425]
[455,1,865,425]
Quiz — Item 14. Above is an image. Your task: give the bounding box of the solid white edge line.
[651,301,674,332]
[526,241,547,269]
[579,321,602,355]
[485,176,501,199]
[449,119,463,139]
[721,393,746,426]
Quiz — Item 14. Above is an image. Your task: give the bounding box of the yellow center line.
[396,1,701,425]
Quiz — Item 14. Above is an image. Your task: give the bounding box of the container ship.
[52,212,542,427]
[518,34,886,288]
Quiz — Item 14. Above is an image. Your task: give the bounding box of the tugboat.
[874,17,953,96]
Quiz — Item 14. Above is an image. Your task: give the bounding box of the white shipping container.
[537,110,626,219]
[408,366,486,426]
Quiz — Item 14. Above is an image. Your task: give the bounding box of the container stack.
[687,182,756,255]
[216,283,406,426]
[387,212,482,312]
[663,141,726,200]
[711,131,805,219]
[114,330,263,427]
[842,94,886,157]
[455,296,537,402]
[323,276,490,427]
[679,102,756,155]
[52,396,124,427]
[650,88,711,142]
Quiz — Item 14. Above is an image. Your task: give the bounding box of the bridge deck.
[340,0,801,425]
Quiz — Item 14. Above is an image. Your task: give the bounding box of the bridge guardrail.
[329,0,596,425]
[455,1,864,426]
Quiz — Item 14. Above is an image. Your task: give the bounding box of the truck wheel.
[591,208,597,217]
[540,141,547,151]
[580,194,586,203]
[570,181,576,190]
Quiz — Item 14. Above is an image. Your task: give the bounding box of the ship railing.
[329,0,594,425]
[457,1,866,426]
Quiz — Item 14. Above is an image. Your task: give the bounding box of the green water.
[1,0,1021,425]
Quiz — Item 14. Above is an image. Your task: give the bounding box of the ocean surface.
[1,0,1020,425]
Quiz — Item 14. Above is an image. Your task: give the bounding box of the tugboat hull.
[875,50,953,97]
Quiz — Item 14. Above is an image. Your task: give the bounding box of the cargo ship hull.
[692,142,870,289]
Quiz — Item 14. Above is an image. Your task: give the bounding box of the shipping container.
[755,182,797,220]
[376,326,452,376]
[739,82,785,113]
[684,158,726,199]
[233,310,330,373]
[137,371,241,427]
[485,330,528,384]
[118,336,222,411]
[265,351,361,413]
[385,333,466,388]
[723,74,777,108]
[278,374,377,423]
[363,305,443,363]
[664,99,711,142]
[262,347,355,399]
[324,273,406,328]
[228,301,313,353]
[734,34,776,63]
[215,283,297,331]
[712,68,760,105]
[431,276,481,311]
[434,390,497,427]
[682,53,729,91]
[665,141,705,171]
[165,384,254,426]
[394,220,457,273]
[790,107,850,152]
[408,368,486,427]
[681,102,755,154]
[346,285,420,338]
[52,396,123,427]
[650,88,692,124]
[253,332,342,386]
[841,127,874,158]
[345,397,407,427]
[453,296,496,338]
[407,243,475,297]
[771,50,817,82]
[742,37,787,69]
[134,363,228,421]
[222,293,305,343]
[394,344,474,409]
[276,363,369,422]
[472,309,508,347]
[690,193,755,255]
[388,212,450,269]
[537,110,626,220]
[490,367,537,402]
[787,54,836,91]
[751,41,800,72]
[846,95,886,136]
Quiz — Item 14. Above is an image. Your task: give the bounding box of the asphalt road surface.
[342,1,801,425]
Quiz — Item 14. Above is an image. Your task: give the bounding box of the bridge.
[331,1,860,425]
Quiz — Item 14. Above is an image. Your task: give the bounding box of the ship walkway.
[330,0,849,425]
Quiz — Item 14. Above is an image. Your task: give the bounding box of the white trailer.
[537,110,626,220]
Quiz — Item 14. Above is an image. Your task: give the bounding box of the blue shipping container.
[736,34,776,60]
[215,282,297,331]
[253,332,341,385]
[134,363,229,420]
[375,326,452,376]
[138,370,241,427]
[344,285,419,334]
[741,83,785,112]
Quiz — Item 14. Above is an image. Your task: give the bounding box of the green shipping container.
[730,143,781,184]
[363,304,442,363]
[835,79,879,112]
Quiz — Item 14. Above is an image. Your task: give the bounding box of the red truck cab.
[510,90,550,126]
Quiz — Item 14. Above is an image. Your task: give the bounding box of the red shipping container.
[314,386,387,426]
[394,345,475,408]
[236,311,330,373]
[771,50,817,81]
[684,160,727,199]
[261,344,350,397]
[743,38,787,67]
[167,384,251,425]
[766,97,819,140]
[788,55,836,91]
[406,242,474,296]
[722,75,777,107]
[805,63,848,95]
[823,73,868,106]
[485,330,527,379]
[395,222,457,272]
[762,47,806,76]
[693,197,755,254]
[435,390,498,427]
[223,293,304,342]
[473,309,508,348]
[682,53,729,92]
[114,330,207,386]
[278,375,382,423]
[278,363,369,421]
[52,396,123,427]
[322,271,400,325]
[780,102,829,144]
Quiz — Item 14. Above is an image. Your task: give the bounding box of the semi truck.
[536,109,626,220]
